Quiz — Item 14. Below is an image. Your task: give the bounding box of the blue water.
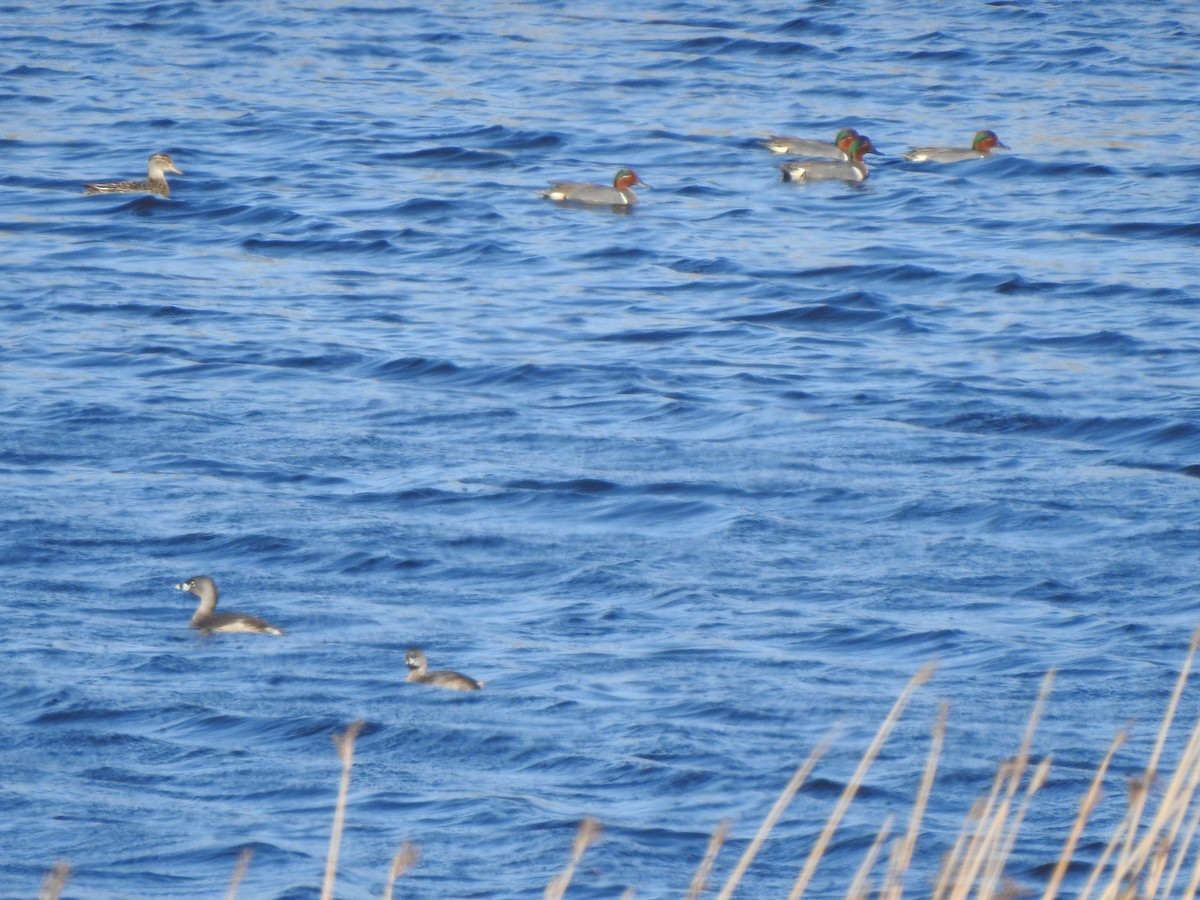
[3,2,1200,897]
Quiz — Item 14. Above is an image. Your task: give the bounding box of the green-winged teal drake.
[781,136,880,183]
[542,168,647,206]
[904,130,1008,163]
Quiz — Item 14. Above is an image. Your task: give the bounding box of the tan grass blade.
[947,762,1016,900]
[544,817,601,900]
[1078,779,1142,900]
[1183,826,1200,900]
[1042,728,1128,900]
[932,795,987,900]
[38,861,71,900]
[1143,844,1171,898]
[1144,708,1200,897]
[1103,627,1200,897]
[846,813,891,900]
[1160,750,1200,898]
[716,737,831,900]
[935,762,1009,900]
[977,755,1052,897]
[786,661,936,900]
[322,720,365,900]
[226,847,253,900]
[382,841,419,900]
[882,701,949,900]
[685,818,729,900]
[949,670,1055,900]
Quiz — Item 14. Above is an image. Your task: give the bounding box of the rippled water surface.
[3,2,1200,897]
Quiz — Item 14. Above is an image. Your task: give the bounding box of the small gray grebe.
[175,576,286,635]
[405,647,483,691]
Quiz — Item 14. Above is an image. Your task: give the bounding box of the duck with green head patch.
[904,130,1008,164]
[764,127,860,160]
[542,168,648,206]
[781,136,880,183]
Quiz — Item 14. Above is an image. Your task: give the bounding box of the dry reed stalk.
[786,661,935,900]
[1041,728,1128,900]
[936,763,1009,900]
[543,817,601,900]
[1142,843,1171,898]
[845,813,891,900]
[322,720,365,900]
[1160,756,1200,898]
[947,762,1016,900]
[977,755,1052,898]
[715,738,831,900]
[882,700,949,900]
[1079,779,1144,900]
[38,861,71,900]
[1149,723,1200,897]
[1184,830,1200,900]
[932,796,987,900]
[382,841,419,900]
[1146,626,1200,780]
[226,847,253,900]
[1102,628,1200,898]
[1111,776,1149,892]
[948,670,1055,900]
[685,818,729,900]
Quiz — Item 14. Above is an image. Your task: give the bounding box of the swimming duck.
[904,130,1008,163]
[763,128,859,160]
[542,168,647,206]
[175,575,286,635]
[781,136,879,183]
[84,152,183,198]
[405,647,483,691]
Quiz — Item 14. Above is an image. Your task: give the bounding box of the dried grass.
[37,627,1200,899]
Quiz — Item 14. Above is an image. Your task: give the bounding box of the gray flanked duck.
[904,130,1008,163]
[84,152,183,198]
[763,127,859,160]
[175,575,286,635]
[405,647,483,691]
[781,136,880,183]
[542,168,647,207]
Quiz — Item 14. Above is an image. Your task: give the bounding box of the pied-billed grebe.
[85,152,183,198]
[405,647,482,691]
[542,168,648,206]
[175,575,286,636]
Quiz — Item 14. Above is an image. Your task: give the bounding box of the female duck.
[175,575,286,635]
[405,647,483,691]
[85,152,183,198]
[781,136,879,183]
[764,128,859,159]
[542,168,647,206]
[904,130,1008,163]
